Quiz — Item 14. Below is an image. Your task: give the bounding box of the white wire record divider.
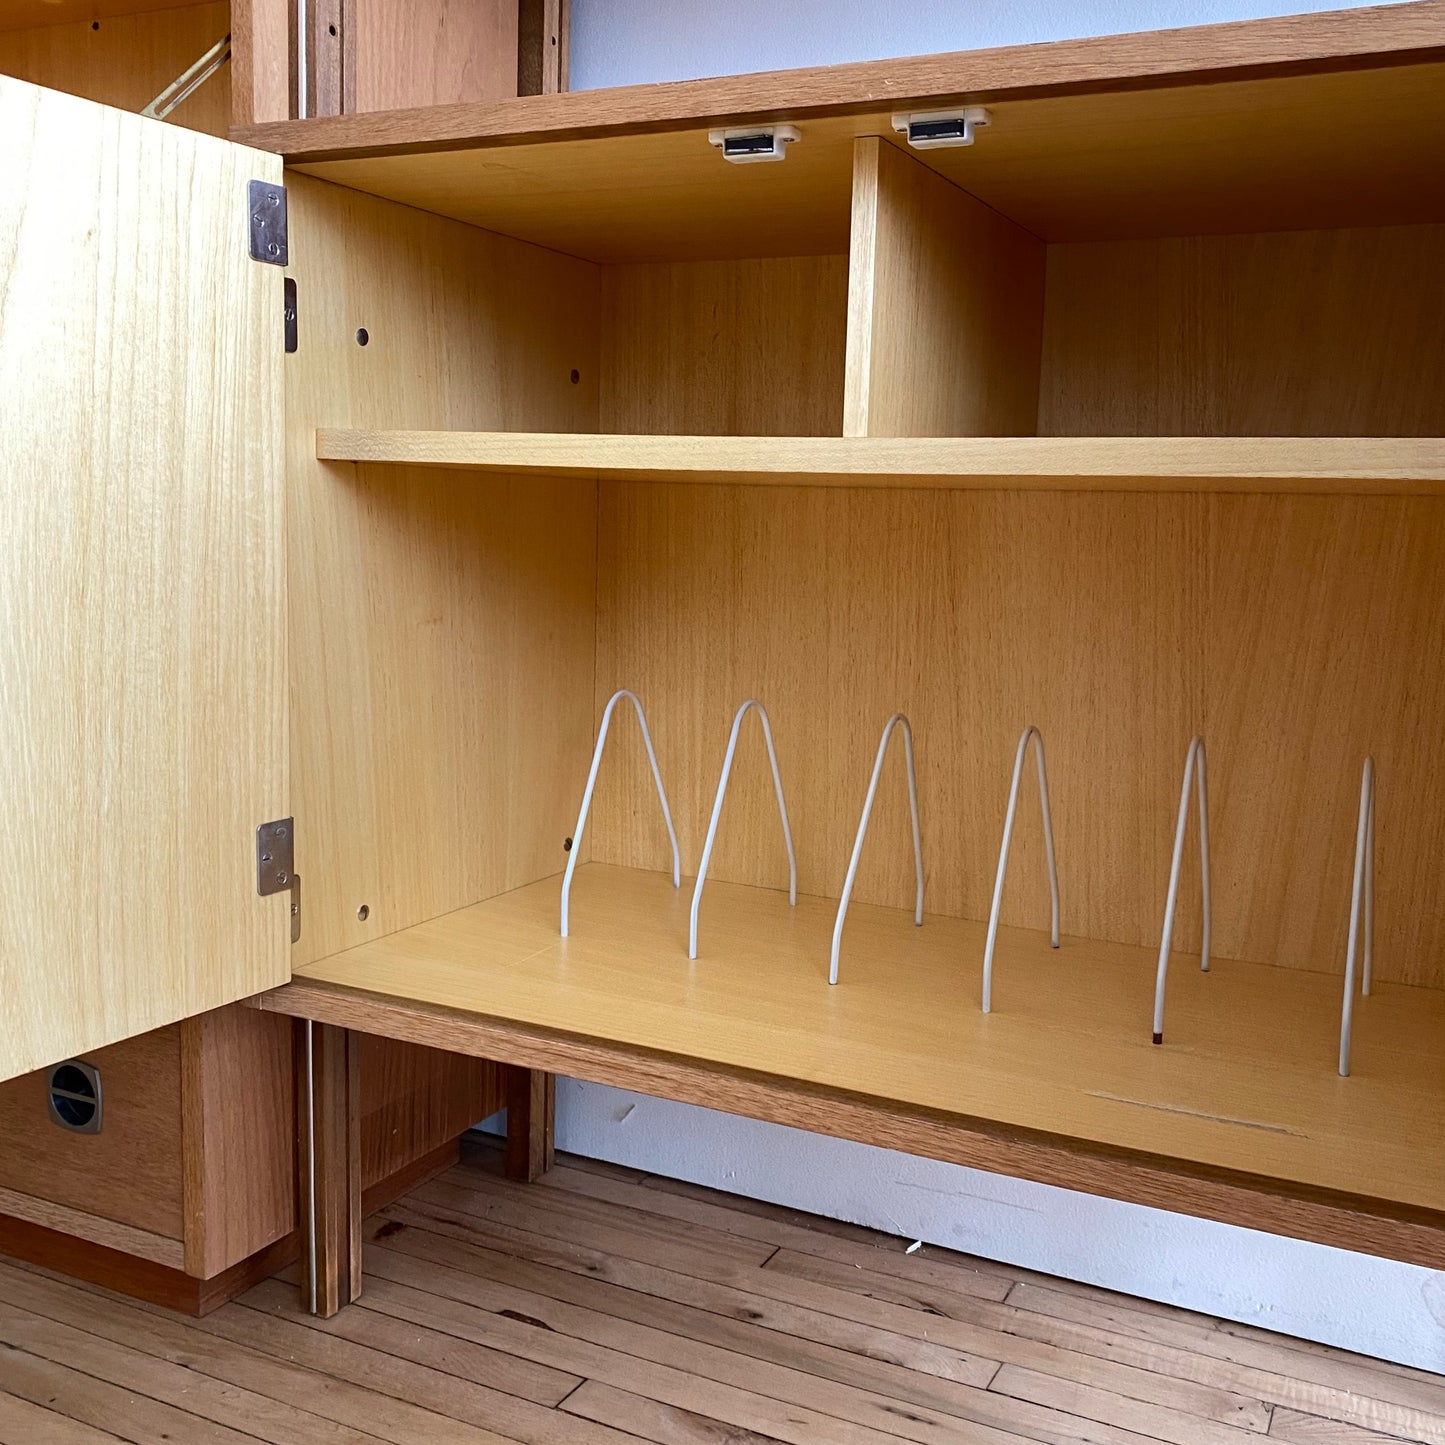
[981,725,1061,1014]
[1339,756,1377,1078]
[560,688,681,938]
[1152,734,1212,1046]
[689,700,797,960]
[830,712,924,986]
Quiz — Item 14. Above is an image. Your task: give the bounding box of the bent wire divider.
[830,712,924,986]
[689,699,797,960]
[1339,756,1376,1077]
[560,688,680,938]
[1152,734,1212,1045]
[981,725,1061,1014]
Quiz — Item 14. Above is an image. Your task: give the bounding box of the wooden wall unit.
[255,4,1445,1286]
[5,2,1445,1311]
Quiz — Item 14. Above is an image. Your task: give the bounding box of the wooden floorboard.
[0,1136,1440,1445]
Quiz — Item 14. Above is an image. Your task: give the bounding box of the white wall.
[554,0,1443,1374]
[569,0,1406,90]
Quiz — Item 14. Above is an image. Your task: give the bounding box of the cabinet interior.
[282,54,1445,1218]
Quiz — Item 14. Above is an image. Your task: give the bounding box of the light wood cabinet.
[3,0,1443,1314]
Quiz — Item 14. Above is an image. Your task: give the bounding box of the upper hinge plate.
[257,817,301,943]
[248,180,288,265]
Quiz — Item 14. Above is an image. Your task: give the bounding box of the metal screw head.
[357,904,370,922]
[275,871,288,886]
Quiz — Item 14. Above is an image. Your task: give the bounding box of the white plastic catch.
[707,125,802,163]
[890,107,991,149]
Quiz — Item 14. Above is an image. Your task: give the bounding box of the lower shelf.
[288,864,1443,1223]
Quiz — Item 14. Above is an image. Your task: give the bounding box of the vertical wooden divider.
[844,136,1047,437]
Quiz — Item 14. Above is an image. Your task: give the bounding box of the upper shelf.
[317,430,1445,493]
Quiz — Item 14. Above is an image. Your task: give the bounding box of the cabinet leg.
[504,1066,555,1182]
[298,1021,361,1316]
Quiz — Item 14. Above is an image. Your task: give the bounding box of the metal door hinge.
[248,181,288,265]
[257,818,301,943]
[284,277,298,353]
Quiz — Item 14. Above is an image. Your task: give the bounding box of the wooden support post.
[297,1021,361,1316]
[504,1066,555,1182]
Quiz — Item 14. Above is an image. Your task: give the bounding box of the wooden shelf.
[290,864,1444,1217]
[318,430,1445,493]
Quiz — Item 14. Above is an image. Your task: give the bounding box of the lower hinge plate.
[257,817,301,942]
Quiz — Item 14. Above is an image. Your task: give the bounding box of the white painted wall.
[568,0,1407,90]
[545,0,1444,1374]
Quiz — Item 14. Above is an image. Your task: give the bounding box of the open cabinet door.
[0,76,288,1082]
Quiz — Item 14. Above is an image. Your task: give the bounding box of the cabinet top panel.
[231,3,1445,262]
[233,0,1445,163]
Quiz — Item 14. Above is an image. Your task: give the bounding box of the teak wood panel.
[600,257,847,437]
[0,1029,183,1240]
[346,0,519,115]
[0,1,231,137]
[844,137,1044,438]
[284,176,600,967]
[1039,225,1445,437]
[279,865,1445,1219]
[180,1008,296,1279]
[0,77,289,1082]
[593,485,1445,989]
[229,0,289,126]
[358,1037,500,1192]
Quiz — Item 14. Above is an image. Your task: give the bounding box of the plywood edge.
[317,430,1445,490]
[246,978,1445,1270]
[231,1,1445,160]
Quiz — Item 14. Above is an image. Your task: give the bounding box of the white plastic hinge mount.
[707,124,801,163]
[891,107,992,149]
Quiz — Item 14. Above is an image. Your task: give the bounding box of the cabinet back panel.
[1039,224,1445,437]
[594,485,1445,988]
[286,178,600,965]
[0,2,231,137]
[600,256,847,437]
